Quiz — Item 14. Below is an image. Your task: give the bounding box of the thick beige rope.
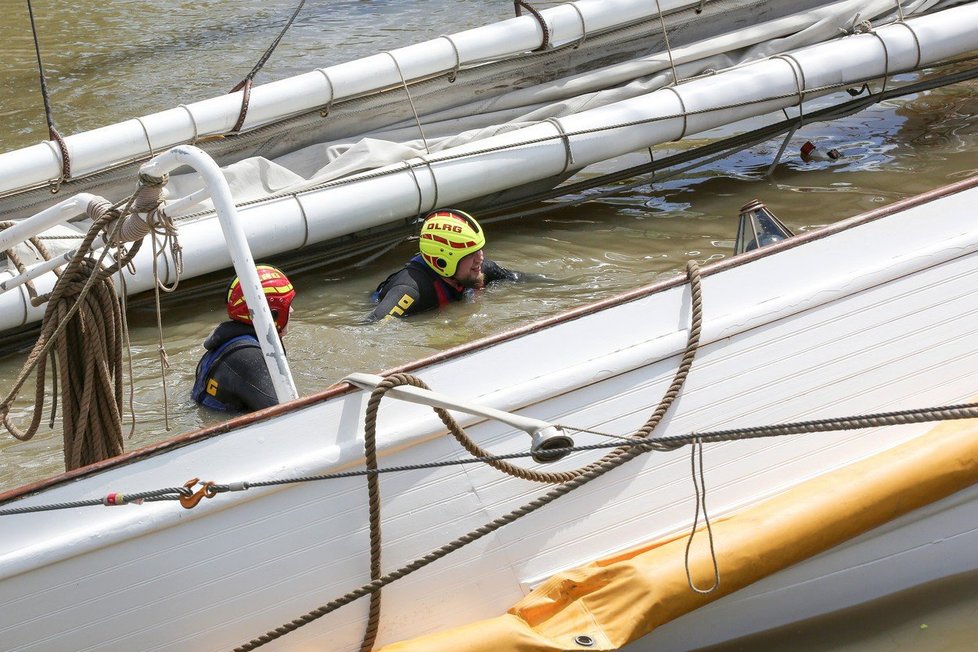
[236,261,703,652]
[0,198,149,470]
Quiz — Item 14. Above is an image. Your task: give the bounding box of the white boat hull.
[3,178,978,650]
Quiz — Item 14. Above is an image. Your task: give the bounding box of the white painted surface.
[2,181,978,649]
[4,3,978,332]
[0,0,700,196]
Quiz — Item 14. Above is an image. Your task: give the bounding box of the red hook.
[179,477,217,509]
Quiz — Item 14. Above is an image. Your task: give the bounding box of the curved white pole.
[0,193,96,252]
[343,372,574,462]
[140,145,299,404]
[0,248,76,295]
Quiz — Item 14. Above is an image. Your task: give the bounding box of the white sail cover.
[1,0,975,334]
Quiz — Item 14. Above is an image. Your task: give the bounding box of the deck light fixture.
[735,199,795,255]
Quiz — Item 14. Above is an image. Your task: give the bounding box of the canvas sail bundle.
[1,0,976,335]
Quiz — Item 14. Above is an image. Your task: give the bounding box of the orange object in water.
[800,140,842,162]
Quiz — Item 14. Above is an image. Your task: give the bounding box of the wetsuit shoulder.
[193,322,278,413]
[202,320,256,350]
[215,345,278,412]
[368,267,424,321]
[368,259,456,321]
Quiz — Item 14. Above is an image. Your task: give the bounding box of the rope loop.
[235,261,705,651]
[438,35,462,82]
[683,438,720,594]
[177,104,201,144]
[314,68,335,117]
[228,78,254,134]
[893,21,922,71]
[566,2,588,49]
[415,157,440,214]
[663,86,689,141]
[868,29,892,95]
[772,53,807,124]
[544,117,575,174]
[48,128,71,187]
[403,161,425,218]
[135,116,156,158]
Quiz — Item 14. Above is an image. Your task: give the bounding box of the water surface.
[1,2,977,649]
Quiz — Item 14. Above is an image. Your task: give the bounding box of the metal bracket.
[344,373,574,463]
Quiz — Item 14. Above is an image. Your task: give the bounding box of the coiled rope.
[235,260,703,651]
[2,212,131,469]
[0,181,167,471]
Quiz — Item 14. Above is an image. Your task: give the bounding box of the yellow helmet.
[418,209,485,277]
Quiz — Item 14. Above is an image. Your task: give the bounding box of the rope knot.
[133,180,167,216]
[137,171,168,187]
[85,197,118,225]
[842,19,874,35]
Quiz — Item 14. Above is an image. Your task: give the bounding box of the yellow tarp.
[380,417,978,651]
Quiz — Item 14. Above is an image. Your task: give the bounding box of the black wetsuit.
[368,254,525,321]
[191,321,279,413]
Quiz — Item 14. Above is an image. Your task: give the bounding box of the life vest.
[405,255,465,306]
[191,334,261,411]
[431,276,455,307]
[372,255,463,310]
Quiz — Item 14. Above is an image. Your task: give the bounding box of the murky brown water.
[1,2,978,649]
[698,569,978,652]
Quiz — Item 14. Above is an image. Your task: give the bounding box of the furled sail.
[1,0,976,335]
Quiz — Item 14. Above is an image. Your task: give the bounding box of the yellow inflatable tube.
[380,417,978,651]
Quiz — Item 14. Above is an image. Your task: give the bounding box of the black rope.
[25,0,54,135]
[0,486,190,516]
[7,400,978,517]
[229,0,307,133]
[244,0,306,85]
[25,0,70,181]
[514,0,551,51]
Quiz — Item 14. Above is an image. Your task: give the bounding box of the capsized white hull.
[3,177,978,650]
[0,0,927,201]
[3,0,976,335]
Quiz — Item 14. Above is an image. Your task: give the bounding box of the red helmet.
[226,264,295,332]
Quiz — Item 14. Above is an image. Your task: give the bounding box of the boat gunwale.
[3,172,977,505]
